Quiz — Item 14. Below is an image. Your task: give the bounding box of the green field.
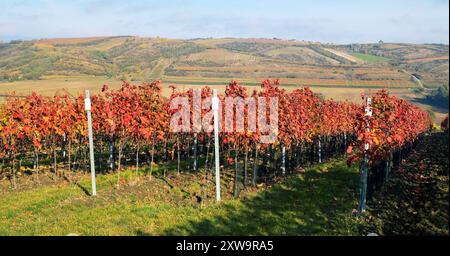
[1,133,447,236]
[0,159,363,236]
[350,52,390,62]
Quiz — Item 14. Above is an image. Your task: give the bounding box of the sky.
[0,0,448,44]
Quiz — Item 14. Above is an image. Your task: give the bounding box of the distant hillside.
[337,43,449,87]
[0,36,205,81]
[0,36,448,88]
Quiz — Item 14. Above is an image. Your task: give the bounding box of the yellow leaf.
[373,137,379,145]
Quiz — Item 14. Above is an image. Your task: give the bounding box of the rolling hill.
[0,36,448,123]
[0,36,447,87]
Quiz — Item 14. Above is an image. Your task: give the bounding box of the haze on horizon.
[0,0,449,44]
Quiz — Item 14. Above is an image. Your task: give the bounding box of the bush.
[426,84,449,109]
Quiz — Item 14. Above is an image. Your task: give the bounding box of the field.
[1,131,447,235]
[322,48,365,64]
[0,74,422,105]
[0,159,362,236]
[2,37,447,86]
[0,76,122,97]
[350,53,390,63]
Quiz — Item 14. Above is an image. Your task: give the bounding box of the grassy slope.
[1,133,448,236]
[350,53,390,62]
[0,159,362,236]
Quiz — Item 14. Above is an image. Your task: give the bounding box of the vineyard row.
[0,80,433,199]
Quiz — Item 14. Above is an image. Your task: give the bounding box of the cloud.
[0,0,448,44]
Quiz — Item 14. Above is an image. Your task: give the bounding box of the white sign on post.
[84,98,92,111]
[364,97,372,117]
[364,97,372,151]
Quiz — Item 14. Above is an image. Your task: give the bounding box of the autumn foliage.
[0,80,432,190]
[347,90,432,165]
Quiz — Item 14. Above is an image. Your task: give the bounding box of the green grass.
[0,159,363,236]
[351,53,390,63]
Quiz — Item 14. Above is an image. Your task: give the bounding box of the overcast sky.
[0,0,448,44]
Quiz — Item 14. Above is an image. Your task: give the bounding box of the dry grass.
[37,37,108,45]
[0,75,418,100]
[181,48,258,66]
[323,48,365,64]
[192,38,306,48]
[85,37,130,51]
[0,76,122,98]
[405,56,449,63]
[264,46,340,65]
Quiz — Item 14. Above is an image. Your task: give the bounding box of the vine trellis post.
[358,97,372,213]
[212,89,221,202]
[85,90,97,196]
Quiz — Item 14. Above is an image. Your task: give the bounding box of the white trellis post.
[85,90,97,196]
[281,145,286,175]
[193,133,198,171]
[318,136,322,163]
[358,97,372,213]
[212,89,221,202]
